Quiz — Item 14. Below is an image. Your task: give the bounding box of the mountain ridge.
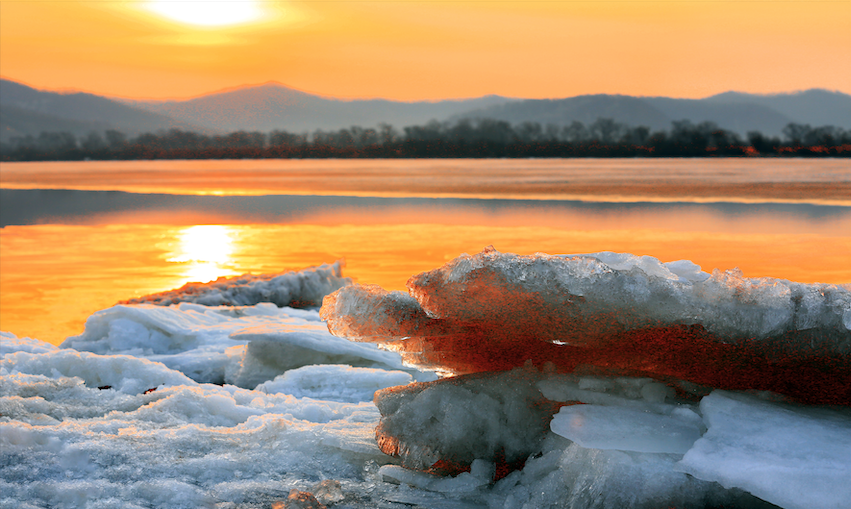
[3,78,850,141]
[0,79,204,141]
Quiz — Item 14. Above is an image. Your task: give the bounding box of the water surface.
[1,158,848,345]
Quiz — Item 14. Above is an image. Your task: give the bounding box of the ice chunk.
[320,284,444,341]
[677,390,851,509]
[61,302,310,384]
[379,464,491,493]
[373,366,560,476]
[255,365,413,403]
[60,302,431,388]
[405,247,849,348]
[485,436,773,509]
[122,261,350,308]
[228,325,429,388]
[550,405,703,454]
[372,369,775,509]
[322,247,851,405]
[310,479,344,505]
[541,374,704,454]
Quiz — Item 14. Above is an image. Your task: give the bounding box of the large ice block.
[322,247,851,405]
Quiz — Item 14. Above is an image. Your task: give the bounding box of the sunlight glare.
[167,225,239,283]
[145,0,264,27]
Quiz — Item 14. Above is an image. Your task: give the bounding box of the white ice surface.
[60,303,427,388]
[0,336,403,508]
[677,390,851,509]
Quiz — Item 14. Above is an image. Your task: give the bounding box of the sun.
[145,0,265,27]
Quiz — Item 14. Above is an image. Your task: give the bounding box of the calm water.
[1,158,849,345]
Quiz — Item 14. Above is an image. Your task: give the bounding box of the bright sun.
[145,0,264,27]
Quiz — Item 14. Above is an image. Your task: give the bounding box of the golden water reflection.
[1,213,849,346]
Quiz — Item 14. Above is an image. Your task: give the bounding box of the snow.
[2,251,850,509]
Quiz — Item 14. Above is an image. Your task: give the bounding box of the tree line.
[1,118,849,161]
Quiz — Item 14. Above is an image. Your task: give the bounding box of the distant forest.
[1,118,849,161]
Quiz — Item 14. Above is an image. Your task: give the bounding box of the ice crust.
[122,261,351,308]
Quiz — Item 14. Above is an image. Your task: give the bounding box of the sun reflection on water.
[166,225,239,285]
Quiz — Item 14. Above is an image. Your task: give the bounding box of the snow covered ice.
[3,252,851,508]
[121,262,351,308]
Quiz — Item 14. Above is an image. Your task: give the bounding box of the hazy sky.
[1,1,849,101]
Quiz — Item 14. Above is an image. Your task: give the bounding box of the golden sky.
[1,0,849,101]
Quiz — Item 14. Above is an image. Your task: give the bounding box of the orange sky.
[1,0,850,101]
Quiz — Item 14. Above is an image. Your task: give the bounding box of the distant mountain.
[123,82,516,133]
[3,77,849,142]
[450,95,672,131]
[0,104,111,142]
[705,89,851,129]
[0,79,200,141]
[454,90,851,137]
[642,98,794,136]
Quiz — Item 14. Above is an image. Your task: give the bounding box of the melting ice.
[2,252,850,509]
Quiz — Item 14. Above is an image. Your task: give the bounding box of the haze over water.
[1,158,849,345]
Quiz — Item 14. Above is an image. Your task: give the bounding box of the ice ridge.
[122,261,351,308]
